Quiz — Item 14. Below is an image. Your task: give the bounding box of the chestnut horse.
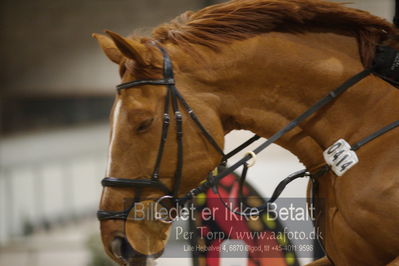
[94,0,399,265]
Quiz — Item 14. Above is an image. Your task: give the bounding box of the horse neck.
[185,32,399,168]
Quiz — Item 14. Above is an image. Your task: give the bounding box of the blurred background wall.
[0,0,394,266]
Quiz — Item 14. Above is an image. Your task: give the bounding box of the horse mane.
[150,0,397,67]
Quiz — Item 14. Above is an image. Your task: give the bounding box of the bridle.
[97,42,399,221]
[97,43,226,221]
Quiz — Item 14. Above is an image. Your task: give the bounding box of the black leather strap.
[151,84,171,179]
[155,43,185,196]
[351,120,399,151]
[173,89,225,156]
[223,134,260,161]
[170,88,184,195]
[102,177,172,194]
[117,79,175,91]
[97,209,129,221]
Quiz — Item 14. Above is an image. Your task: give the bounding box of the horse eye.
[136,118,154,133]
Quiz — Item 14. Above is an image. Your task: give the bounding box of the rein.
[97,43,399,221]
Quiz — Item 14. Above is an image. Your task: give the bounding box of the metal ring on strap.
[245,151,257,168]
[155,195,176,224]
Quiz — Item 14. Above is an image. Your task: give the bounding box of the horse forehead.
[121,88,157,104]
[109,96,142,122]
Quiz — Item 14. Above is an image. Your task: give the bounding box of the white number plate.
[323,139,359,176]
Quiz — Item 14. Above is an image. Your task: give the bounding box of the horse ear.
[92,33,123,64]
[105,30,149,66]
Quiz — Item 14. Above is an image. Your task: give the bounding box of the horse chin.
[111,236,163,266]
[124,219,171,256]
[124,200,172,256]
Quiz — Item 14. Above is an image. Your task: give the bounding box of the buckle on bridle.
[155,195,176,224]
[166,78,175,85]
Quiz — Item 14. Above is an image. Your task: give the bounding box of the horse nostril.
[110,236,164,265]
[111,237,125,261]
[111,236,147,264]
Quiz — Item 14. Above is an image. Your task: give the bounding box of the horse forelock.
[119,37,164,80]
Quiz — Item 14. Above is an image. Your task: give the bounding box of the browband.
[116,78,175,91]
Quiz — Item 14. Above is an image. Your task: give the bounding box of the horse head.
[94,31,225,265]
